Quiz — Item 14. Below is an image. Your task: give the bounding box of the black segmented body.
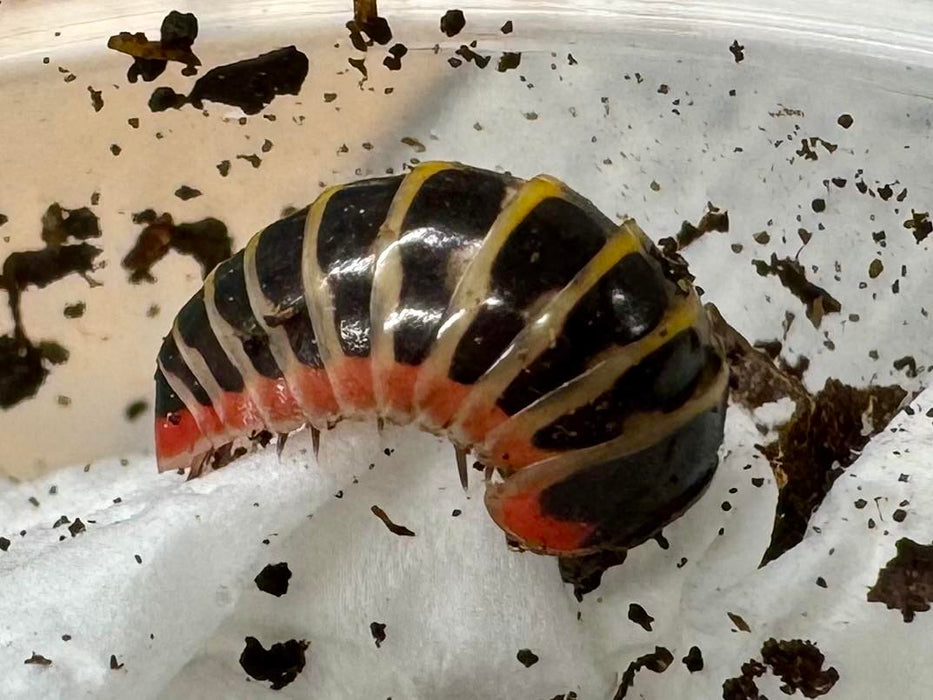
[154,161,728,556]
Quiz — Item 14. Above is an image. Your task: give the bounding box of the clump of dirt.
[108,11,200,82]
[724,638,839,698]
[0,204,102,408]
[708,304,908,565]
[238,636,309,690]
[122,209,231,282]
[867,538,933,622]
[657,203,730,254]
[751,254,842,327]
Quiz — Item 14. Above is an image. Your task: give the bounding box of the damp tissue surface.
[2,1,933,698]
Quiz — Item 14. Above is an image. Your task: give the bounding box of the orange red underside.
[155,358,596,554]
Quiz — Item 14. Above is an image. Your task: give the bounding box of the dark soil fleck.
[174,185,202,201]
[728,612,751,632]
[346,20,370,52]
[88,86,104,112]
[68,518,86,536]
[41,203,101,246]
[758,378,906,565]
[254,562,292,597]
[837,113,853,129]
[628,603,654,631]
[0,338,59,408]
[383,43,408,71]
[795,137,837,161]
[724,639,838,699]
[455,45,490,69]
[63,301,85,319]
[0,537,10,551]
[122,210,231,283]
[750,254,841,327]
[761,639,839,697]
[893,508,907,522]
[657,203,729,254]
[24,652,52,666]
[370,621,387,648]
[893,355,918,378]
[124,399,149,421]
[350,0,393,46]
[237,154,262,168]
[501,20,514,34]
[904,210,932,243]
[706,304,809,411]
[440,10,466,37]
[613,646,673,699]
[217,160,231,177]
[148,87,187,112]
[0,204,100,408]
[348,57,368,80]
[729,40,745,63]
[516,648,539,667]
[497,52,522,72]
[723,659,767,699]
[188,46,309,115]
[239,636,309,690]
[371,505,415,536]
[868,538,933,622]
[682,646,703,672]
[110,654,124,670]
[108,11,200,83]
[401,136,425,153]
[558,548,627,600]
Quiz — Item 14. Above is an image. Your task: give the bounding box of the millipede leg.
[454,446,469,491]
[276,432,289,459]
[188,450,212,481]
[310,426,321,459]
[483,462,494,482]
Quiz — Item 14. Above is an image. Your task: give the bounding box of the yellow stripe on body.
[370,162,460,423]
[411,175,566,427]
[446,222,644,443]
[242,226,333,428]
[479,290,704,459]
[201,270,280,431]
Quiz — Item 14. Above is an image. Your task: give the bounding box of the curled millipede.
[154,161,728,556]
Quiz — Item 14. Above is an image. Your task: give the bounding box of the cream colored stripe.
[481,291,704,450]
[242,229,327,426]
[486,359,728,497]
[448,225,644,433]
[170,322,229,418]
[201,270,276,429]
[298,185,357,413]
[412,175,566,409]
[371,162,458,419]
[300,186,345,368]
[156,356,224,447]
